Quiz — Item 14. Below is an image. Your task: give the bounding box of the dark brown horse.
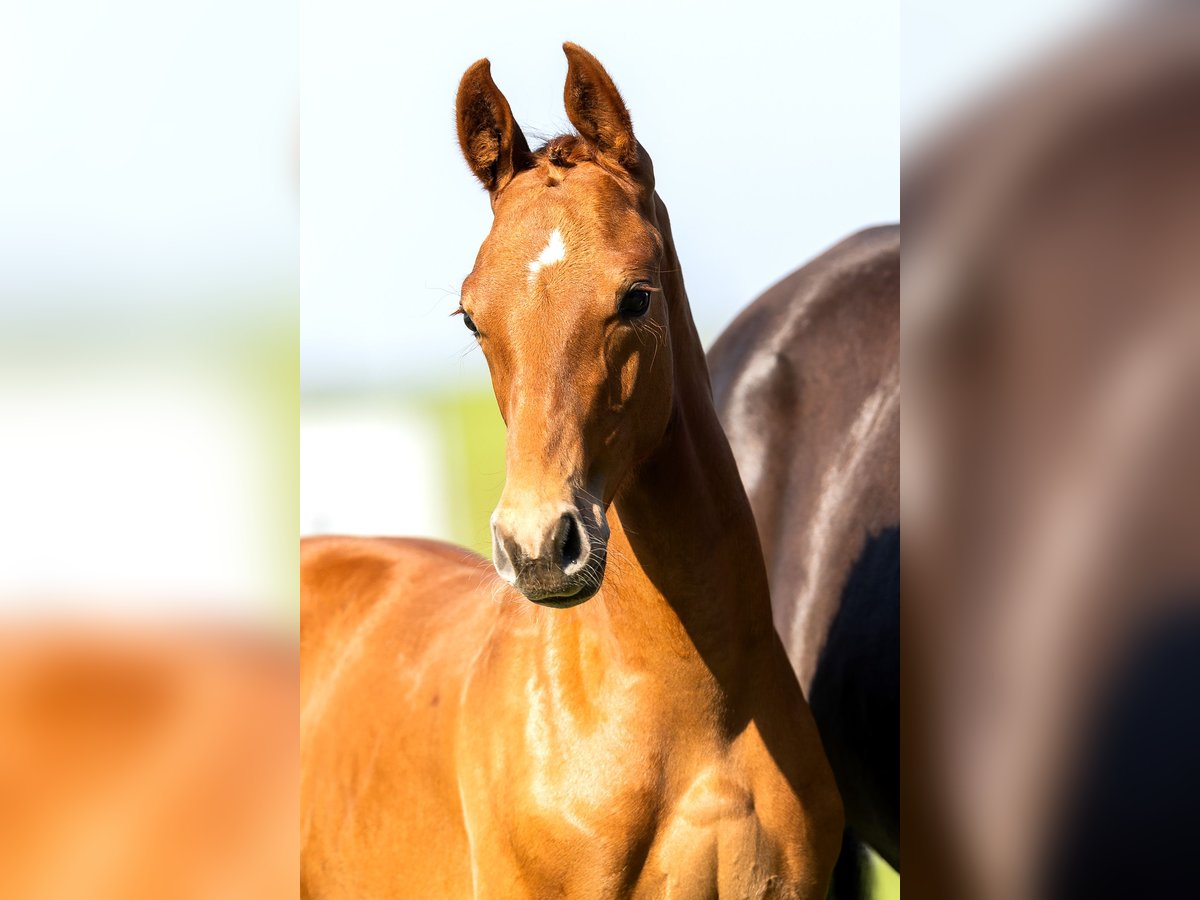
[301,45,842,898]
[708,226,899,897]
[903,9,1200,898]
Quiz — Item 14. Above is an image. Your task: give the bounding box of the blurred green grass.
[418,387,899,899]
[871,852,900,899]
[417,387,508,557]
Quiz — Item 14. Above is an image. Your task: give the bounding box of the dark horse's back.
[708,225,899,887]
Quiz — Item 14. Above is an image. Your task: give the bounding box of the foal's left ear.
[562,43,638,169]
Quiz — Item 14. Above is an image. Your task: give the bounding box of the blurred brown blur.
[0,629,297,900]
[903,5,1200,899]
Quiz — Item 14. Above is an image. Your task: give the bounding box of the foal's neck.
[581,195,777,693]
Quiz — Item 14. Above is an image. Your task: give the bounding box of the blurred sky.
[903,0,1115,137]
[0,0,297,314]
[0,0,297,619]
[300,0,900,391]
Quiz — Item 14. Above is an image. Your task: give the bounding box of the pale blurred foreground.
[904,5,1200,898]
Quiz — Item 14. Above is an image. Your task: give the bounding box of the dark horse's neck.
[582,194,778,694]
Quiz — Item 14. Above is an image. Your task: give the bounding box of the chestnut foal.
[301,45,841,898]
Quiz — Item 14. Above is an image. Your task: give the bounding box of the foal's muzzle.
[490,501,607,607]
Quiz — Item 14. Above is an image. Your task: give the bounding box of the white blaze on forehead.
[527,228,567,282]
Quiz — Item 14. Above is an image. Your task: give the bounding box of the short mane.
[534,134,592,168]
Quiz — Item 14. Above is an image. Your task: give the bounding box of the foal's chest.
[463,696,791,897]
[458,631,805,897]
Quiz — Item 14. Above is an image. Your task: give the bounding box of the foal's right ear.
[455,59,532,195]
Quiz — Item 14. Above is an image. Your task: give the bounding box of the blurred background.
[1,0,298,623]
[1,0,298,896]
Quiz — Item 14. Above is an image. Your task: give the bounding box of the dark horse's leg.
[810,525,900,893]
[830,830,869,900]
[1046,604,1200,899]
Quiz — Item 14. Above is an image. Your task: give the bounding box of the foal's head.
[455,45,673,607]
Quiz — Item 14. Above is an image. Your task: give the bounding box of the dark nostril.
[558,513,583,569]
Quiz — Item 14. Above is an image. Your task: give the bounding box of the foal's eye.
[459,308,479,335]
[618,288,652,320]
